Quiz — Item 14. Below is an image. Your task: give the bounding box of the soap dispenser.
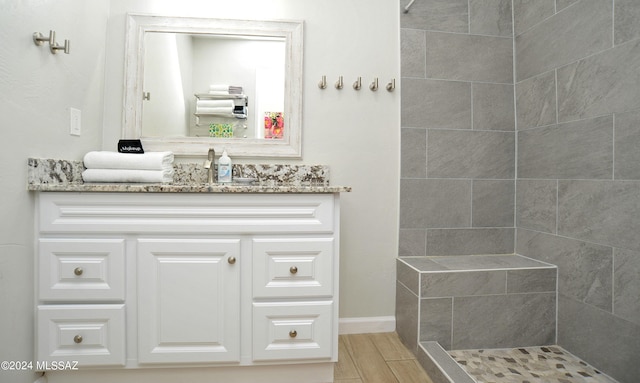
[218,149,233,183]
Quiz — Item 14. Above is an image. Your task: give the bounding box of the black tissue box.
[118,139,144,154]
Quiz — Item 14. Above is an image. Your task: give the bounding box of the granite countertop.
[27,182,350,193]
[27,158,351,194]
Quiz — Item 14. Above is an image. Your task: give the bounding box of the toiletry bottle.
[218,149,233,183]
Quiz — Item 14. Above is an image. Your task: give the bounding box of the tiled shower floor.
[448,346,619,383]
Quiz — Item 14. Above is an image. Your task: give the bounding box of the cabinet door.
[137,239,240,364]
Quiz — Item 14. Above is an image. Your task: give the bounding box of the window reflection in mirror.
[142,32,285,140]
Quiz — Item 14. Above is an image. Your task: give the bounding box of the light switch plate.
[70,107,81,136]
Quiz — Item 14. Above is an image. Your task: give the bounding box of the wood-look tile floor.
[335,332,434,383]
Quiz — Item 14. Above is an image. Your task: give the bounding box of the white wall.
[0,2,398,380]
[104,0,401,321]
[0,1,109,382]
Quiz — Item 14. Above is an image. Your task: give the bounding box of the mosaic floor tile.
[448,346,619,383]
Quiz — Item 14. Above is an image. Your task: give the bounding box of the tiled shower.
[397,1,640,382]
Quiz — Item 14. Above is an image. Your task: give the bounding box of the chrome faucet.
[204,147,216,183]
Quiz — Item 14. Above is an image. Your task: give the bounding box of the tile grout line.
[511,0,518,254]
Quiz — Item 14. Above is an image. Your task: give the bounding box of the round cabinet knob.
[228,256,236,265]
[74,267,83,276]
[289,330,297,338]
[73,335,83,344]
[289,266,298,274]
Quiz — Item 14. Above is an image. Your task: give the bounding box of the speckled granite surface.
[27,158,351,193]
[449,346,619,383]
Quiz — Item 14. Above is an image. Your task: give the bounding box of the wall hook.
[386,78,396,92]
[318,75,327,89]
[33,30,70,54]
[50,37,70,55]
[33,30,54,46]
[353,77,362,90]
[335,76,343,90]
[369,77,379,91]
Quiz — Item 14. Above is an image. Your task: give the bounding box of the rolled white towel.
[196,106,234,114]
[196,100,235,108]
[209,84,229,91]
[82,168,173,183]
[83,151,174,170]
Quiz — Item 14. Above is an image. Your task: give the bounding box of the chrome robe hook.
[369,78,378,91]
[318,75,327,89]
[386,79,396,92]
[353,77,362,90]
[33,30,54,46]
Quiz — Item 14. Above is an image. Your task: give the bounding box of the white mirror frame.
[123,14,303,158]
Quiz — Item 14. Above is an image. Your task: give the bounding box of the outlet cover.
[70,108,81,136]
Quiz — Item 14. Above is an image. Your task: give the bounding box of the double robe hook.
[33,30,70,54]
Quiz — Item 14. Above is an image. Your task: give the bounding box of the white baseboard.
[44,364,334,383]
[338,316,396,334]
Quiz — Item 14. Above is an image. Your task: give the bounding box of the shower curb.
[416,341,476,383]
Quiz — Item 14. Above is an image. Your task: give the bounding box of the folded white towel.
[196,106,234,114]
[209,84,229,91]
[82,168,173,183]
[83,151,174,170]
[208,91,230,95]
[196,100,235,108]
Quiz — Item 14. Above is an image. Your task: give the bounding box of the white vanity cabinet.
[35,191,341,382]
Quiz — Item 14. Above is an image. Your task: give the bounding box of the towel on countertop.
[82,168,173,183]
[196,99,235,108]
[83,151,174,170]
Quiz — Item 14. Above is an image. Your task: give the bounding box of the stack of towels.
[82,151,174,183]
[197,84,246,118]
[196,99,236,116]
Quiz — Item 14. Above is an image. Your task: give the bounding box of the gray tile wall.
[513,1,640,381]
[400,0,515,257]
[400,1,640,381]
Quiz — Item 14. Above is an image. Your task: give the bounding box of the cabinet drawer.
[253,238,334,298]
[39,192,335,234]
[252,301,334,361]
[36,304,126,367]
[39,239,125,302]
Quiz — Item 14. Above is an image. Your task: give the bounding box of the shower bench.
[396,254,557,382]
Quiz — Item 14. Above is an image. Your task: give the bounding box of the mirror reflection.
[123,14,303,158]
[142,32,286,140]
